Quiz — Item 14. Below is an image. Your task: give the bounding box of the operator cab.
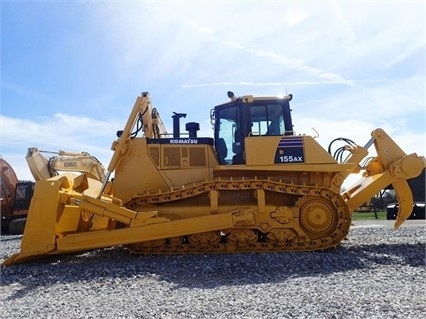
[13,181,34,211]
[211,93,294,165]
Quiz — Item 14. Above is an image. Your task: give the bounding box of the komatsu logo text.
[170,139,198,144]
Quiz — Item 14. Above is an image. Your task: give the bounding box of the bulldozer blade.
[2,172,257,266]
[2,174,81,266]
[392,179,414,229]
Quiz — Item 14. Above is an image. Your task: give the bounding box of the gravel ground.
[1,220,425,319]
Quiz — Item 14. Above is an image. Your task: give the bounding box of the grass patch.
[351,210,387,220]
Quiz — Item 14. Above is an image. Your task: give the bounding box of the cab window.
[250,104,285,136]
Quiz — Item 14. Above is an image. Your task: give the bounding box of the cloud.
[285,8,308,27]
[182,79,388,89]
[82,2,424,94]
[385,41,426,69]
[2,1,424,189]
[1,81,44,98]
[1,114,117,145]
[223,44,350,84]
[0,113,121,180]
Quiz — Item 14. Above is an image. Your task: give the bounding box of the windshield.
[250,103,285,136]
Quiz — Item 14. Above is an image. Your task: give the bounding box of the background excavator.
[3,91,425,266]
[0,149,106,234]
[0,157,34,234]
[26,147,106,182]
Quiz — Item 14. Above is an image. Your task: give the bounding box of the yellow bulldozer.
[3,91,425,266]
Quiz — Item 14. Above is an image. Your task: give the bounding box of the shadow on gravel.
[0,235,22,242]
[1,241,424,300]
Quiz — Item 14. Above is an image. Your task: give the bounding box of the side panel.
[245,135,337,166]
[114,138,219,203]
[114,138,169,203]
[159,142,217,187]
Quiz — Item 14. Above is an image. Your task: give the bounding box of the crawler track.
[125,178,352,254]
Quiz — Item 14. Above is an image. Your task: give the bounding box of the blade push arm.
[99,92,168,197]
